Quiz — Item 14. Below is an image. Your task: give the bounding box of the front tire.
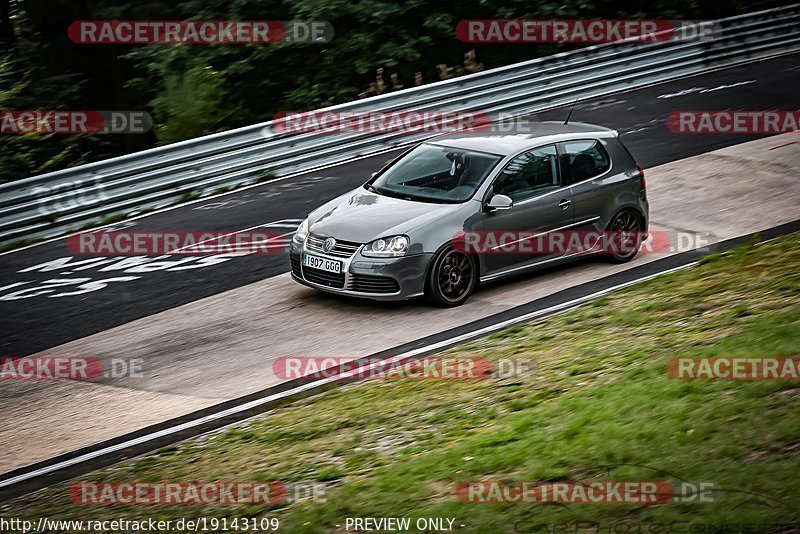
[424,247,477,307]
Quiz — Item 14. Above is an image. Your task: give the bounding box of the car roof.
[427,121,617,156]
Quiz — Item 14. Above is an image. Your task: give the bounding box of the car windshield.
[366,143,502,203]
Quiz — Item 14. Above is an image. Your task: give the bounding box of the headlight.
[362,235,409,257]
[293,218,309,246]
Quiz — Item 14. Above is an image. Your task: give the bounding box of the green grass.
[0,236,44,253]
[257,170,277,183]
[76,212,129,231]
[7,234,800,533]
[178,190,202,203]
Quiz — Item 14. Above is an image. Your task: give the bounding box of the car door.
[481,144,574,278]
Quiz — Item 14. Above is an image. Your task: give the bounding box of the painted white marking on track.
[657,80,756,99]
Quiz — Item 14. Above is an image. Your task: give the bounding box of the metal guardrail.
[1,5,799,245]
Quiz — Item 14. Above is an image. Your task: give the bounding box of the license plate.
[303,253,342,273]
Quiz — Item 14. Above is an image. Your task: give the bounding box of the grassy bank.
[6,234,800,533]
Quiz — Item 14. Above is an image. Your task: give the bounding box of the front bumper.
[290,243,432,301]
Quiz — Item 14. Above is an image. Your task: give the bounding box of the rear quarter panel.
[570,136,648,231]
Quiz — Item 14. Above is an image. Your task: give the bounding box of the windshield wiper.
[368,185,404,200]
[366,184,436,203]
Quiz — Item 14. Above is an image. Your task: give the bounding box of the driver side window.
[492,145,560,202]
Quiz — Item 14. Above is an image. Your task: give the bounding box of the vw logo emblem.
[323,237,336,253]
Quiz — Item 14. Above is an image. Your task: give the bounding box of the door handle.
[558,199,571,211]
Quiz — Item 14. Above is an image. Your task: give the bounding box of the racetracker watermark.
[0,111,151,134]
[273,356,535,381]
[667,110,800,134]
[455,20,719,43]
[0,356,143,380]
[70,482,280,505]
[67,231,287,255]
[68,21,334,44]
[270,110,491,135]
[70,481,325,505]
[668,357,800,380]
[451,230,715,256]
[458,480,716,504]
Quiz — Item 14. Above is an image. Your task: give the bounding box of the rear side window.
[562,140,610,184]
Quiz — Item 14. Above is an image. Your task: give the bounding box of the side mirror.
[486,194,513,212]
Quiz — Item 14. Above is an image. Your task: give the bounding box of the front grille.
[349,273,400,294]
[302,265,345,289]
[290,254,302,277]
[306,234,362,258]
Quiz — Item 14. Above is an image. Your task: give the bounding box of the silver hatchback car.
[290,122,648,307]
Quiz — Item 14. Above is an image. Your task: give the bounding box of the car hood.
[308,187,459,243]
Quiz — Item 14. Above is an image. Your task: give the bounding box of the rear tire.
[604,209,644,263]
[424,247,477,307]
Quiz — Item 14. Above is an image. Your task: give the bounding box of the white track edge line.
[0,260,697,489]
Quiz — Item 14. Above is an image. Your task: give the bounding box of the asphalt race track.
[1,53,799,357]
